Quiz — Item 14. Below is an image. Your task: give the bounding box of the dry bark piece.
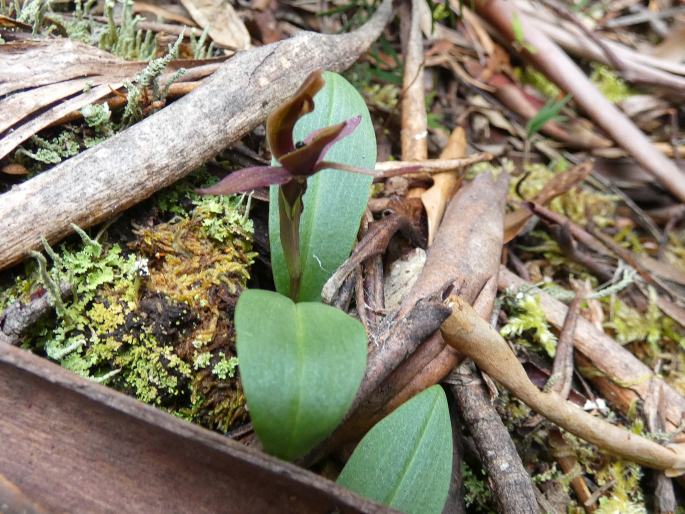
[0,282,72,346]
[442,295,685,475]
[0,37,223,160]
[0,343,395,513]
[476,0,685,203]
[0,0,395,271]
[179,0,251,49]
[337,171,507,444]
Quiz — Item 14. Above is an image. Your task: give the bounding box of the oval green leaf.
[269,71,376,302]
[235,289,367,461]
[337,385,453,514]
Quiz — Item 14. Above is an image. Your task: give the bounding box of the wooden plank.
[0,344,393,514]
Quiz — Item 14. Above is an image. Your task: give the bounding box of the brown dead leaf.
[421,126,467,245]
[179,0,251,49]
[133,1,197,26]
[648,21,685,64]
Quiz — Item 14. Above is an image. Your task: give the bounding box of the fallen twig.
[448,362,540,513]
[498,267,685,432]
[442,295,685,475]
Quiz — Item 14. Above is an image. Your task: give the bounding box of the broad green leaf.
[337,385,452,514]
[269,71,376,302]
[235,289,367,461]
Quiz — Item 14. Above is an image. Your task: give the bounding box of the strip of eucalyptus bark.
[498,267,685,432]
[475,0,685,203]
[448,362,540,514]
[0,0,395,271]
[442,295,685,475]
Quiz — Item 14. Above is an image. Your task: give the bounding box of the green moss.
[4,184,255,432]
[500,290,558,357]
[511,163,617,227]
[604,289,685,355]
[515,67,561,99]
[590,64,633,103]
[595,462,645,513]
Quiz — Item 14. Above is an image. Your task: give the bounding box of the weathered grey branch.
[0,0,394,271]
[448,362,540,514]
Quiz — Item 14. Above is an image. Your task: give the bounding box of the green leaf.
[235,289,367,461]
[526,94,573,138]
[269,71,377,302]
[337,385,453,514]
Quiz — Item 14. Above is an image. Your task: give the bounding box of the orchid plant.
[202,70,452,513]
[200,70,373,461]
[201,70,367,300]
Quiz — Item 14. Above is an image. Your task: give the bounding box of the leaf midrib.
[384,391,441,507]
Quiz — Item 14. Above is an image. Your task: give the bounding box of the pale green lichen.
[15,132,81,165]
[120,33,185,127]
[98,0,155,60]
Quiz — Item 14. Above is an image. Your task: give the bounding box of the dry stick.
[0,282,72,346]
[645,382,677,514]
[514,2,685,92]
[548,289,582,399]
[498,267,685,433]
[548,429,596,511]
[442,295,685,475]
[476,0,685,203]
[399,0,428,161]
[448,362,540,514]
[0,0,395,272]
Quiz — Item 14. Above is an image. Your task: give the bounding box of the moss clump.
[590,64,633,104]
[511,163,617,227]
[1,189,255,433]
[500,290,558,357]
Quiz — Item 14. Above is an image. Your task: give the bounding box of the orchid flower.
[199,70,370,300]
[197,70,362,205]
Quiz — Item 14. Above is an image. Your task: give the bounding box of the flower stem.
[278,182,305,301]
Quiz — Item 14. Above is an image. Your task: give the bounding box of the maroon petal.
[196,166,292,195]
[266,71,325,160]
[279,115,362,176]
